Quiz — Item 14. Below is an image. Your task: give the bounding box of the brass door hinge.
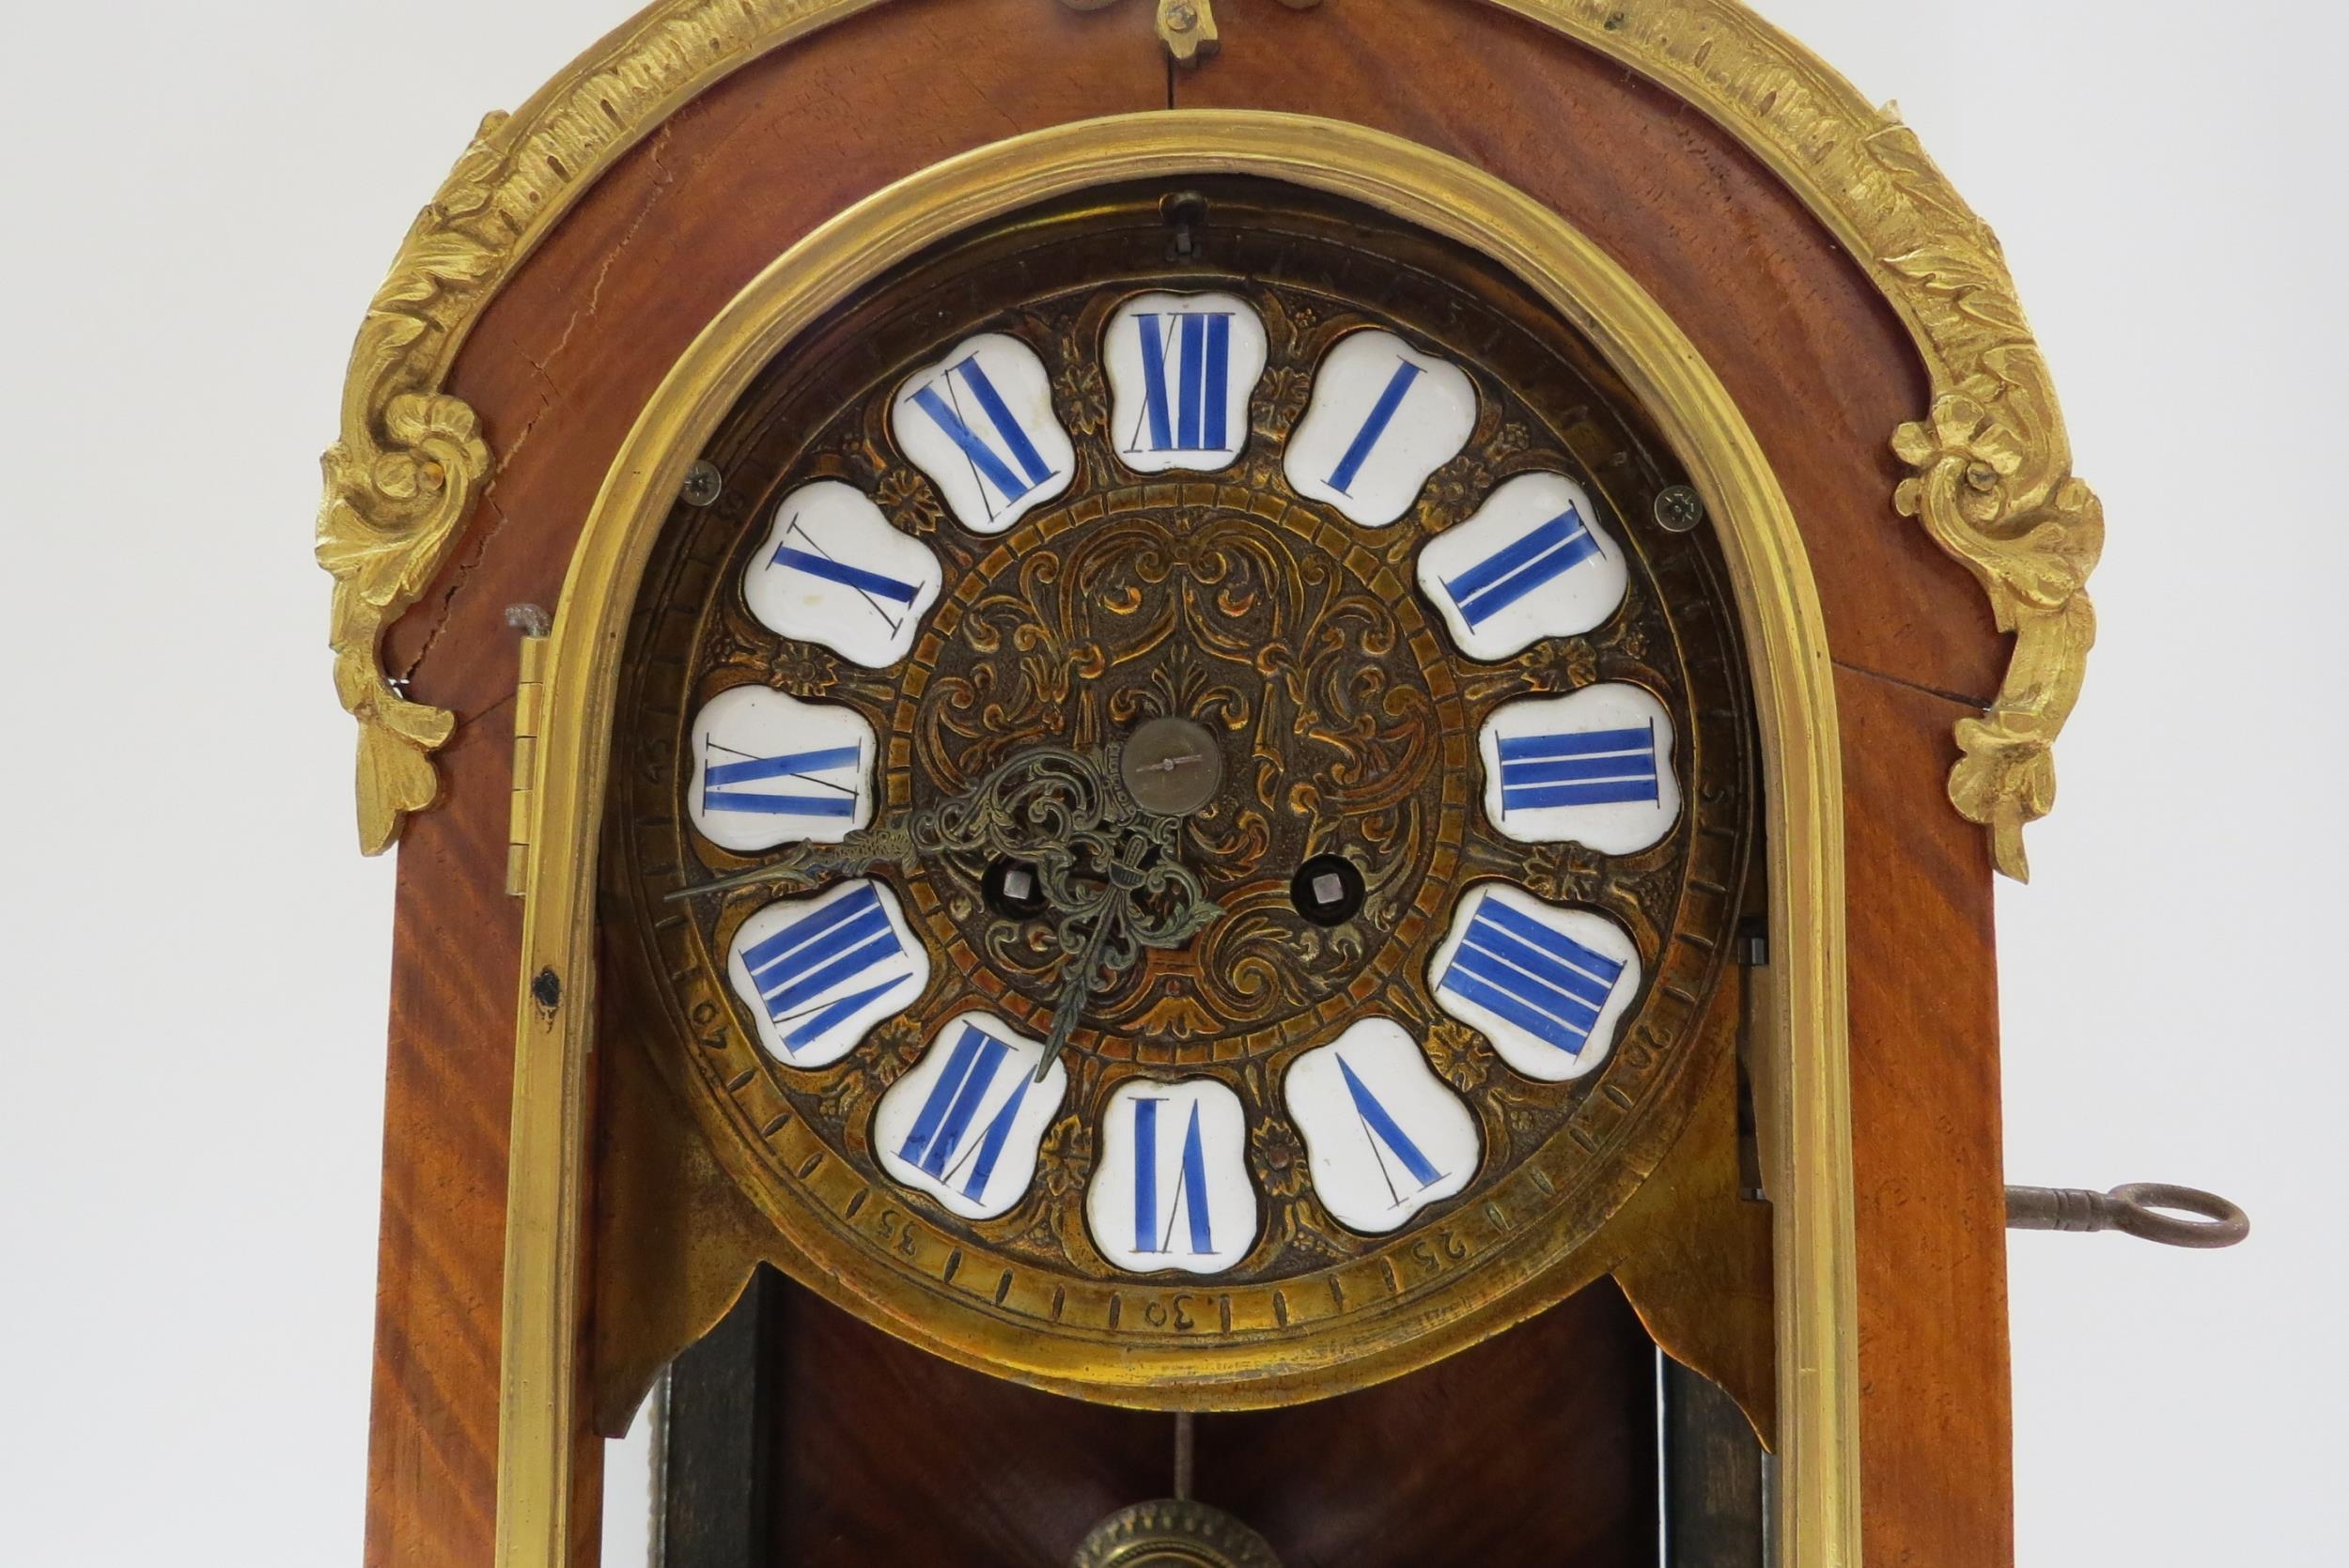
[506,605,552,896]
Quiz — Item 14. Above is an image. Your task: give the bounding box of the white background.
[0,2,2338,1562]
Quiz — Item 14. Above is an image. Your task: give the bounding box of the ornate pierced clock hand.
[664,741,1110,903]
[669,729,1224,1076]
[1029,811,1222,1081]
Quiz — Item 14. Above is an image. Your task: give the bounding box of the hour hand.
[1035,877,1131,1079]
[662,822,917,902]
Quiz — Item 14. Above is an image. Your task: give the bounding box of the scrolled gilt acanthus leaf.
[1889,360,2104,881]
[317,342,494,855]
[315,5,886,854]
[315,111,512,854]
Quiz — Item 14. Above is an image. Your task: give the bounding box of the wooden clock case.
[319,2,2098,1564]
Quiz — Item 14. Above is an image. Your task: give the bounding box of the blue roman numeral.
[1132,1098,1214,1255]
[896,1023,1036,1201]
[770,513,919,631]
[1496,722,1660,814]
[1130,312,1234,454]
[737,883,911,1054]
[1325,359,1423,495]
[909,355,1058,515]
[1439,503,1604,627]
[1335,1056,1443,1201]
[702,739,863,818]
[1439,897,1626,1057]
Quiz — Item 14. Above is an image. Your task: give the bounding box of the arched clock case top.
[603,178,1757,1402]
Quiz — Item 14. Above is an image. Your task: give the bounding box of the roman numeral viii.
[736,883,912,1056]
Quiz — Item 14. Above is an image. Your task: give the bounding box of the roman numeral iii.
[1478,684,1682,853]
[1496,722,1659,813]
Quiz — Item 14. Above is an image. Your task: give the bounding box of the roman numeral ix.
[701,738,863,818]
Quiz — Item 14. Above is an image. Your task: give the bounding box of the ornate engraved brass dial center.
[895,488,1470,1061]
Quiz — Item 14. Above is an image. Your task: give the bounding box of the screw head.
[1963,460,2000,494]
[1164,1,1198,29]
[680,460,723,508]
[1654,484,1705,533]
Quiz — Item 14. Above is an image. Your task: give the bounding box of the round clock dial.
[608,179,1754,1402]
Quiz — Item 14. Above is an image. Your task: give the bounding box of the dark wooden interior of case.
[656,1266,1762,1567]
[359,2,2009,1565]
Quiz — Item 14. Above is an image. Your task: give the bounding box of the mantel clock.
[317,4,2234,1566]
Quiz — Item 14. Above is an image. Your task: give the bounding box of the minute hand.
[663,742,1108,905]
